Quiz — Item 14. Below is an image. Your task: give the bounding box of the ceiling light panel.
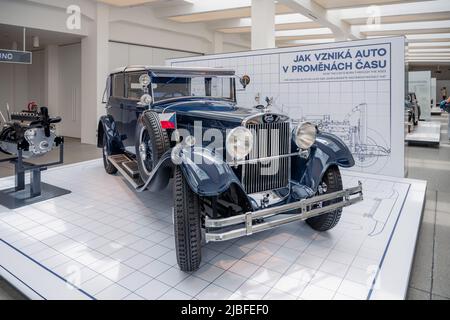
[169,3,292,23]
[97,0,159,6]
[314,0,419,9]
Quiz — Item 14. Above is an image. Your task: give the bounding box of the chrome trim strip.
[204,182,363,242]
[228,152,298,166]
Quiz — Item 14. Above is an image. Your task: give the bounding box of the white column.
[213,32,224,54]
[251,0,275,50]
[44,45,59,116]
[81,2,109,145]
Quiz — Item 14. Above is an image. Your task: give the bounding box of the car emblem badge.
[263,114,275,123]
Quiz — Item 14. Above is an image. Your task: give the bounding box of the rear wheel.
[306,166,343,232]
[102,134,117,175]
[173,166,202,272]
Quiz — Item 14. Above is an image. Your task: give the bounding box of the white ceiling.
[101,0,450,64]
[117,0,450,63]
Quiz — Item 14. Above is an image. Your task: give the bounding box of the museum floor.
[0,115,449,300]
[405,113,450,300]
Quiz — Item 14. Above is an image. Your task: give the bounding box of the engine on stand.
[0,106,63,158]
[0,104,70,209]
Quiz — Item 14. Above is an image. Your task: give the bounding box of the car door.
[123,72,147,153]
[108,73,125,134]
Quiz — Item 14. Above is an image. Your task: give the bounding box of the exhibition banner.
[168,37,405,178]
[279,43,391,83]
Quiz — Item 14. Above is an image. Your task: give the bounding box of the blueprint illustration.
[170,51,395,175]
[297,103,391,170]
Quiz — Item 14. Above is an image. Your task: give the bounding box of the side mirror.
[239,75,251,89]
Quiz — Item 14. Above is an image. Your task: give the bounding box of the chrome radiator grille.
[242,122,291,194]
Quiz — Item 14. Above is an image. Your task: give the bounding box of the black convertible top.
[110,65,236,77]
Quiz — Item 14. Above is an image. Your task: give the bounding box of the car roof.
[110,65,236,77]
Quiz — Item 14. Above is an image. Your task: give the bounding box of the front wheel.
[173,166,202,271]
[306,166,343,232]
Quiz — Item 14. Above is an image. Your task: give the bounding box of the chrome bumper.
[204,182,363,242]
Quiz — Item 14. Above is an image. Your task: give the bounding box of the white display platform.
[0,160,426,300]
[431,108,442,116]
[405,121,441,145]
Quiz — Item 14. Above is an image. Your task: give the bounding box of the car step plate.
[122,161,140,178]
[108,154,144,189]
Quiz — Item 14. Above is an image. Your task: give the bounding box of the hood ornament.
[254,93,273,113]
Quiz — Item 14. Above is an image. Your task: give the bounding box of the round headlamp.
[294,122,316,149]
[139,94,153,105]
[139,74,151,87]
[226,127,253,161]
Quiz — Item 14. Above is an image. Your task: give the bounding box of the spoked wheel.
[135,111,170,182]
[138,128,154,176]
[306,166,343,231]
[173,166,202,272]
[102,134,117,175]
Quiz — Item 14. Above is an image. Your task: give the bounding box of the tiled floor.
[0,113,448,300]
[406,113,450,300]
[0,137,100,300]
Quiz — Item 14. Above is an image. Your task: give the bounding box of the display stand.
[0,141,70,209]
[405,121,441,146]
[431,107,442,116]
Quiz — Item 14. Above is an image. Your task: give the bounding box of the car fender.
[176,146,246,197]
[97,115,123,154]
[137,150,174,192]
[294,132,355,192]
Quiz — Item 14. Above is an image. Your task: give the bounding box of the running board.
[108,154,144,189]
[108,151,173,192]
[204,182,363,242]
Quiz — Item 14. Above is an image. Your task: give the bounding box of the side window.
[126,73,146,100]
[112,74,125,97]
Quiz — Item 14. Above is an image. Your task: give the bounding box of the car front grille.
[242,122,291,194]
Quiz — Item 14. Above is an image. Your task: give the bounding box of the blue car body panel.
[176,133,354,200]
[177,147,245,197]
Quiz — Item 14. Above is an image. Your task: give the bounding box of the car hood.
[156,98,259,126]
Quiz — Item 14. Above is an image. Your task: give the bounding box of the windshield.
[151,76,235,102]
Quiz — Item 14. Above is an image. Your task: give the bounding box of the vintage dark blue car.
[98,66,363,271]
